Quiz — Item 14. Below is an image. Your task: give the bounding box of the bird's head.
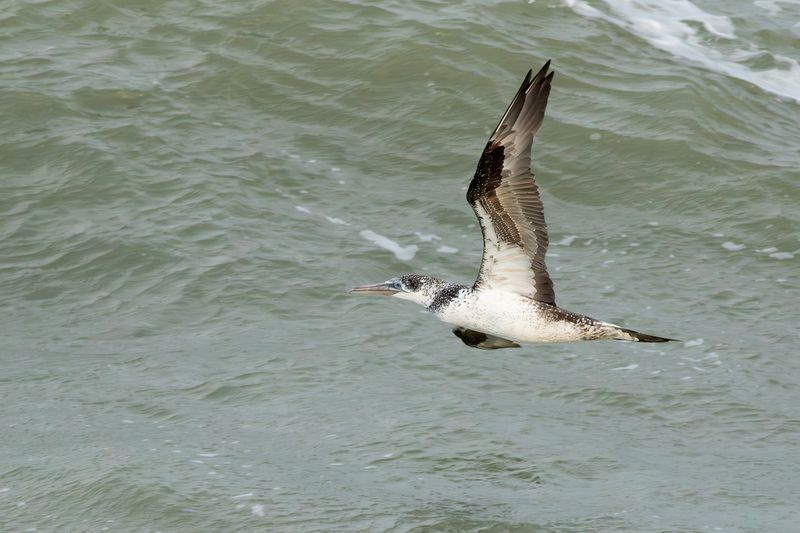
[350,274,444,307]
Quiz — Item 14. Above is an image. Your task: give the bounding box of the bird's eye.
[392,280,404,290]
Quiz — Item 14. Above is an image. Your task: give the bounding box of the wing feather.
[467,61,555,304]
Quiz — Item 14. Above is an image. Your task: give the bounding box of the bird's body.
[351,61,675,349]
[436,288,625,344]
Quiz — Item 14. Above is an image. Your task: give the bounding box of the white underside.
[435,289,605,343]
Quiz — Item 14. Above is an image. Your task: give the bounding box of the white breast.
[435,289,586,343]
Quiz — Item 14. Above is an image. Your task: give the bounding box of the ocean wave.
[564,0,800,101]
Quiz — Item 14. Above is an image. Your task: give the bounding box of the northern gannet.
[351,61,675,349]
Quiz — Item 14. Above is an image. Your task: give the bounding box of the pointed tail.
[614,327,678,343]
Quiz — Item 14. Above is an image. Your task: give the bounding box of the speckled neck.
[427,283,470,313]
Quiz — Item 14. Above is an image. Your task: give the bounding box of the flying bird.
[351,61,675,349]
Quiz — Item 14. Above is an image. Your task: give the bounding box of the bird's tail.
[611,326,677,343]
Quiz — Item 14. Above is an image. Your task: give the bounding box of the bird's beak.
[349,282,399,296]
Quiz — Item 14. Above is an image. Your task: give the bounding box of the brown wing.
[466,61,555,305]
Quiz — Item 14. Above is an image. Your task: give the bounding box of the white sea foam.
[769,251,794,260]
[721,241,745,251]
[325,216,349,225]
[684,338,704,347]
[251,504,265,517]
[611,363,639,371]
[360,230,417,261]
[563,0,800,102]
[553,235,578,246]
[437,245,459,254]
[295,206,311,214]
[754,0,781,16]
[414,231,441,242]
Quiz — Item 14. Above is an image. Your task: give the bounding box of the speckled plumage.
[351,61,675,348]
[431,286,637,344]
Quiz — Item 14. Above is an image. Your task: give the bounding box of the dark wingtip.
[524,68,533,83]
[533,60,552,80]
[526,61,554,99]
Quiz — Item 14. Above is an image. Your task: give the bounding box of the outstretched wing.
[466,61,555,305]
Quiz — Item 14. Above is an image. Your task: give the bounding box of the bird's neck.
[428,282,470,312]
